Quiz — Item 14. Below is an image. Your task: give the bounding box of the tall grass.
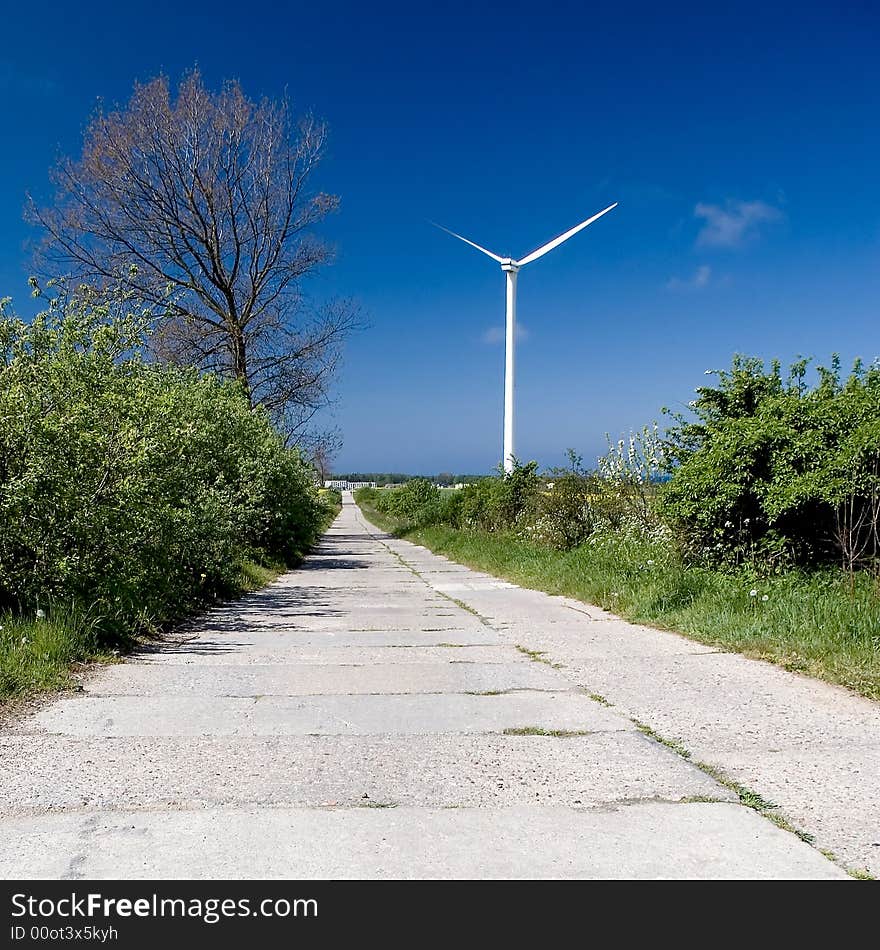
[0,606,104,698]
[358,496,880,700]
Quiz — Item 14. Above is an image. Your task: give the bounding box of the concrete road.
[0,494,859,879]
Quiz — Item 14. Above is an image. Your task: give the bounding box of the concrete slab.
[82,661,566,696]
[27,691,631,737]
[0,731,728,811]
[155,629,505,649]
[565,651,880,750]
[687,742,880,875]
[0,804,846,880]
[136,645,529,666]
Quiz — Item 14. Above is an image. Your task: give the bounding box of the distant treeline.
[333,473,488,486]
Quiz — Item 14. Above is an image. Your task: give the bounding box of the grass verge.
[356,497,880,700]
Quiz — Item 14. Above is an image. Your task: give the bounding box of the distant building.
[324,479,376,490]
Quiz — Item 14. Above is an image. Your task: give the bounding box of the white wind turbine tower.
[434,202,617,473]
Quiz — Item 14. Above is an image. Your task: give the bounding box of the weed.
[502,726,591,737]
[514,644,563,669]
[634,720,691,759]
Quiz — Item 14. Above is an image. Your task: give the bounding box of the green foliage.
[596,426,667,533]
[450,461,541,532]
[0,285,325,648]
[530,451,597,550]
[318,486,343,517]
[661,355,880,570]
[367,478,441,527]
[366,462,543,534]
[388,478,442,520]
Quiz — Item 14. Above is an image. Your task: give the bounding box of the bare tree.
[833,453,880,590]
[29,69,357,440]
[311,441,335,486]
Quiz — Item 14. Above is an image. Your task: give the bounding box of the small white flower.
[724,521,733,528]
[761,594,769,602]
[36,609,46,619]
[646,559,654,565]
[749,589,758,597]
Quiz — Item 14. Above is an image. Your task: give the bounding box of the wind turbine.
[434,202,617,473]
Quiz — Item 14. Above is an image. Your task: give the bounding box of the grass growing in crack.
[515,644,563,669]
[588,692,613,707]
[736,787,779,812]
[503,726,591,737]
[358,800,398,809]
[691,756,818,844]
[465,689,506,696]
[634,720,692,759]
[635,718,831,855]
[441,595,492,626]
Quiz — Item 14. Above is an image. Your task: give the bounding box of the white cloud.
[667,264,712,291]
[482,323,530,344]
[694,199,782,248]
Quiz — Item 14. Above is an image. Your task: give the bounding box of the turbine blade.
[430,221,504,263]
[516,202,618,266]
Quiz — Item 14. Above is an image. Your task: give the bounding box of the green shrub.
[454,462,541,532]
[0,286,324,637]
[662,355,880,570]
[387,478,441,521]
[529,453,596,550]
[435,487,465,526]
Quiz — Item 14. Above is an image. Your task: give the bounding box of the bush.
[455,462,541,532]
[529,453,596,550]
[319,487,343,509]
[386,478,441,521]
[661,355,880,570]
[0,286,324,636]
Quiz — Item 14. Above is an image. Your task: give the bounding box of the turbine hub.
[500,259,519,272]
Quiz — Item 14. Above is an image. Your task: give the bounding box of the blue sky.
[1,1,878,473]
